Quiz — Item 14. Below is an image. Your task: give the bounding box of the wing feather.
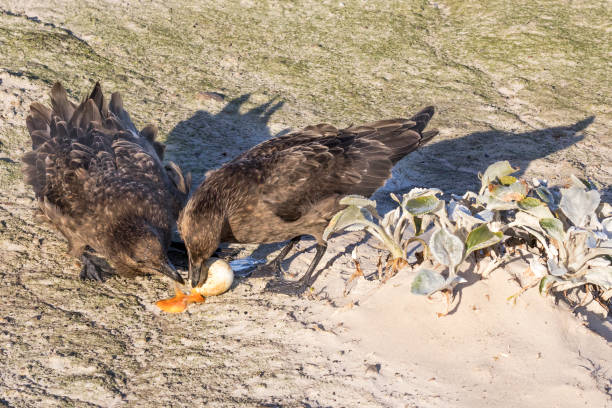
[241,110,437,221]
[22,81,190,228]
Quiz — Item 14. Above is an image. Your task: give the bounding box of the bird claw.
[79,252,114,282]
[264,278,309,295]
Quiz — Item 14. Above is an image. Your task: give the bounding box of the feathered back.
[22,82,190,220]
[198,106,438,223]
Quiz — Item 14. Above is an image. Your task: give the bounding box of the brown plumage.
[22,82,190,283]
[179,107,438,294]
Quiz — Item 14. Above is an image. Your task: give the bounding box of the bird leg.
[265,243,327,295]
[255,236,301,278]
[78,248,115,282]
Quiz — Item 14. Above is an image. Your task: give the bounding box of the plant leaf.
[414,216,423,236]
[430,228,464,268]
[546,258,568,277]
[539,275,559,294]
[569,174,593,190]
[535,186,555,205]
[475,210,494,222]
[484,195,518,211]
[518,197,543,210]
[539,275,586,293]
[323,205,371,241]
[465,224,503,256]
[499,175,517,185]
[447,275,468,287]
[390,193,401,205]
[448,201,471,222]
[339,195,377,208]
[602,217,612,240]
[344,224,367,232]
[404,187,442,200]
[480,161,518,191]
[583,267,612,290]
[559,186,600,228]
[514,211,541,230]
[488,181,528,202]
[552,280,590,292]
[419,214,435,237]
[381,207,400,230]
[539,218,565,242]
[448,202,486,236]
[598,202,612,218]
[411,268,446,295]
[404,195,439,216]
[518,197,554,218]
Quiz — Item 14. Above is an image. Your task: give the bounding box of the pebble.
[365,363,381,377]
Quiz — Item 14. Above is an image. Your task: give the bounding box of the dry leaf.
[344,257,365,296]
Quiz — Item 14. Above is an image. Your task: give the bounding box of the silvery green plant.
[323,190,441,279]
[409,198,504,296]
[325,160,611,308]
[534,181,611,295]
[324,188,505,295]
[475,161,611,298]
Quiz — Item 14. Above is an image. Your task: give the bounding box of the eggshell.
[155,286,205,313]
[193,257,234,296]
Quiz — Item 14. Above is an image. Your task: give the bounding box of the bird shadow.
[164,93,287,183]
[375,115,595,209]
[425,116,593,177]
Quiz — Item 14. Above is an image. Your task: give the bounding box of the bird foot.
[252,261,284,278]
[78,251,114,282]
[264,277,310,296]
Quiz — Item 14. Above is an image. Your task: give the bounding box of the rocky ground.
[0,1,610,407]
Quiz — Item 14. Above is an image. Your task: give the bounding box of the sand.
[0,0,611,406]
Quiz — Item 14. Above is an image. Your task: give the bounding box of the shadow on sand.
[420,116,592,178]
[165,94,287,183]
[375,116,594,206]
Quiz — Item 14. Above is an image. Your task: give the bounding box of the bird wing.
[252,114,435,222]
[22,83,189,222]
[235,123,339,160]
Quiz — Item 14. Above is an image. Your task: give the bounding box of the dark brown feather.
[22,82,190,281]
